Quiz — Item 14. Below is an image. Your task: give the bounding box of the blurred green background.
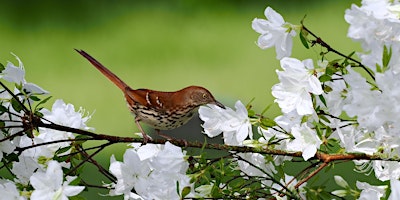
[1,0,369,199]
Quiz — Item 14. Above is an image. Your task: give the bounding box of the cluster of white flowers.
[198,1,400,198]
[3,0,400,199]
[108,142,193,200]
[0,57,88,199]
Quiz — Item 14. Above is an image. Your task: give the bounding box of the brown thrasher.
[75,49,225,142]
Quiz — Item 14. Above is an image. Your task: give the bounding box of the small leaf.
[0,63,5,72]
[29,95,40,101]
[261,104,273,116]
[343,51,356,65]
[300,29,310,49]
[376,63,382,73]
[325,126,333,138]
[10,98,24,112]
[34,96,52,111]
[247,109,255,118]
[55,146,72,155]
[319,74,331,82]
[325,65,336,76]
[323,85,332,93]
[0,104,8,113]
[261,118,277,128]
[382,45,392,71]
[318,95,327,107]
[181,186,191,199]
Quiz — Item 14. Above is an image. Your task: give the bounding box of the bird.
[75,49,225,142]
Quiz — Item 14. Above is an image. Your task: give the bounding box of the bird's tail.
[75,49,130,91]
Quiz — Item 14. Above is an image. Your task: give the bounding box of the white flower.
[321,76,347,117]
[109,142,193,200]
[373,161,400,181]
[41,99,91,130]
[334,124,375,154]
[270,174,306,199]
[109,150,147,200]
[345,0,400,49]
[237,153,276,187]
[0,179,25,200]
[344,67,400,132]
[39,99,92,154]
[252,7,296,59]
[1,54,48,94]
[199,100,252,146]
[144,142,188,173]
[356,181,387,200]
[30,161,84,200]
[272,57,323,115]
[345,0,400,73]
[0,133,16,161]
[389,178,400,200]
[286,123,322,161]
[343,68,379,130]
[11,155,41,185]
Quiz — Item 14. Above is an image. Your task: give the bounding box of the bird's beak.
[214,100,225,109]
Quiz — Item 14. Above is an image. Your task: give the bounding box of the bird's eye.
[202,93,208,99]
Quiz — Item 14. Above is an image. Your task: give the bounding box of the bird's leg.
[156,129,173,140]
[135,117,151,144]
[156,129,188,147]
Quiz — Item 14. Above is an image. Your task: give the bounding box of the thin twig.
[301,25,375,81]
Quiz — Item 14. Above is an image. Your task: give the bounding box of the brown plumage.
[75,49,224,142]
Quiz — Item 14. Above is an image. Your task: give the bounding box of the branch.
[301,24,375,81]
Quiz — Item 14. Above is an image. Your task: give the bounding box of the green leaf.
[181,186,191,199]
[0,63,5,72]
[34,96,52,111]
[247,109,255,118]
[300,29,310,49]
[319,74,331,82]
[261,104,273,116]
[325,65,336,76]
[325,126,333,138]
[10,98,24,112]
[376,63,382,73]
[55,146,72,156]
[261,118,277,128]
[382,45,392,71]
[315,125,322,138]
[343,51,356,65]
[0,104,8,113]
[4,153,19,163]
[74,135,90,145]
[29,95,40,101]
[318,95,327,107]
[323,85,332,93]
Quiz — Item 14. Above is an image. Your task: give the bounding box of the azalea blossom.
[237,153,276,187]
[1,54,48,94]
[39,99,92,154]
[109,150,147,200]
[109,142,193,200]
[345,0,400,73]
[252,7,297,59]
[270,174,306,199]
[30,161,84,200]
[0,179,25,200]
[286,123,322,161]
[199,100,252,146]
[389,178,400,200]
[272,57,323,115]
[0,133,16,161]
[356,181,387,200]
